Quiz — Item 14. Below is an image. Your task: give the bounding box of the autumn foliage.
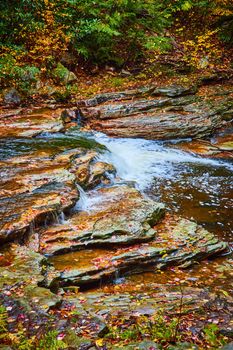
[0,0,233,92]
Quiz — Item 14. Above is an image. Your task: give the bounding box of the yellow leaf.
[95,338,104,346]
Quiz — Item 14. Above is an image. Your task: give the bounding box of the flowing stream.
[69,131,233,293]
[76,131,233,242]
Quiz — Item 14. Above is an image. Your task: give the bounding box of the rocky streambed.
[0,82,233,349]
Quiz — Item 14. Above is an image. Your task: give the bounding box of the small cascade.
[93,132,233,191]
[75,184,89,211]
[58,212,67,224]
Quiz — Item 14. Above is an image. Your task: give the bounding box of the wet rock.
[4,88,21,105]
[0,244,60,313]
[72,152,115,189]
[48,217,228,287]
[212,132,233,152]
[40,185,165,255]
[0,181,79,243]
[172,131,233,160]
[84,107,223,140]
[87,161,116,188]
[0,135,109,243]
[0,108,64,138]
[78,85,233,140]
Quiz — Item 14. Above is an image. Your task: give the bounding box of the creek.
[50,129,233,294]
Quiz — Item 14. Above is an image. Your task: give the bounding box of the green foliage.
[0,304,65,350]
[0,54,40,93]
[52,63,70,83]
[203,324,226,348]
[36,330,66,350]
[136,313,181,343]
[0,0,232,93]
[0,305,8,337]
[0,0,171,68]
[106,312,181,344]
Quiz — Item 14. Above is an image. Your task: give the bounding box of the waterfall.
[93,132,233,191]
[75,184,89,211]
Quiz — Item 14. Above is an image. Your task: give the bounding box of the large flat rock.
[39,185,165,255]
[48,216,228,287]
[77,85,233,139]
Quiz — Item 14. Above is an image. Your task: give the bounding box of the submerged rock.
[39,185,165,255]
[48,216,228,287]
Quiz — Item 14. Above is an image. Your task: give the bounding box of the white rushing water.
[93,132,233,191]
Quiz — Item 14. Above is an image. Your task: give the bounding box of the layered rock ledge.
[39,185,165,255]
[75,84,233,139]
[0,134,113,243]
[48,216,228,288]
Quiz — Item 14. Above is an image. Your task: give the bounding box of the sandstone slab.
[48,217,228,287]
[0,108,64,138]
[39,185,165,255]
[77,85,233,140]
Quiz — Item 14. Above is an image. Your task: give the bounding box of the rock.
[65,286,217,318]
[167,343,198,350]
[39,185,165,255]
[78,85,233,140]
[87,161,116,188]
[120,69,132,77]
[0,181,79,243]
[172,131,233,160]
[80,98,171,120]
[220,328,233,337]
[0,108,64,138]
[112,341,161,349]
[152,85,198,97]
[72,153,116,189]
[4,88,21,105]
[53,63,77,84]
[48,216,228,287]
[212,132,233,152]
[0,244,60,313]
[220,343,233,350]
[0,133,108,243]
[61,109,78,123]
[63,330,93,349]
[83,107,222,140]
[76,86,156,107]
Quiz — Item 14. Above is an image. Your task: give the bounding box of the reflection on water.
[93,132,233,242]
[88,132,233,294]
[150,163,233,242]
